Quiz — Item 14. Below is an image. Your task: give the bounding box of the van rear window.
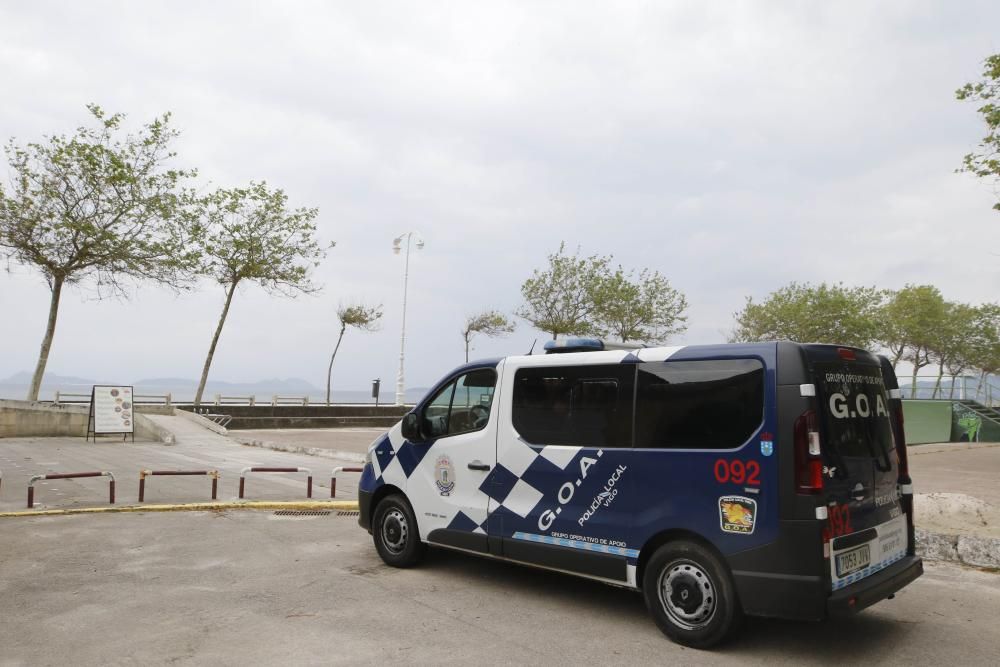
[635,359,764,450]
[814,362,894,459]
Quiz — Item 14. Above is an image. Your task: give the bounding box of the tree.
[0,104,196,400]
[730,282,886,349]
[956,53,1000,212]
[462,310,516,362]
[191,182,328,406]
[592,267,688,343]
[927,302,977,398]
[325,303,382,405]
[879,285,950,397]
[967,304,1000,402]
[517,243,611,339]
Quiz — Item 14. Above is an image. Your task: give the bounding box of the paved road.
[1,511,997,666]
[909,441,1000,506]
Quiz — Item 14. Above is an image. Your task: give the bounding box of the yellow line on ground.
[0,500,360,519]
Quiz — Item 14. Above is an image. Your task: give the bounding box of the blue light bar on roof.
[543,337,605,354]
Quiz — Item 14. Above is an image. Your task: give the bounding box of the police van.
[357,339,922,648]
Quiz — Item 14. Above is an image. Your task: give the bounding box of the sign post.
[86,385,135,442]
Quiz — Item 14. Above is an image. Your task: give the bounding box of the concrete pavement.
[1,511,998,666]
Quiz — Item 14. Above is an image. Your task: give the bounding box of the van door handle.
[468,461,491,471]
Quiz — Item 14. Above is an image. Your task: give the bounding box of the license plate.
[836,544,871,577]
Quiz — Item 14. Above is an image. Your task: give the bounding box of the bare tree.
[462,310,516,362]
[191,182,329,406]
[0,104,196,400]
[327,303,382,405]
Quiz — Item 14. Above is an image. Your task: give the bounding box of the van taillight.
[794,409,824,494]
[894,407,910,482]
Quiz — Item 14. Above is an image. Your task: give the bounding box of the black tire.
[372,494,426,568]
[641,541,743,649]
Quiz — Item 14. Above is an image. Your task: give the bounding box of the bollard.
[27,471,115,509]
[238,467,312,499]
[138,469,220,502]
[330,466,364,498]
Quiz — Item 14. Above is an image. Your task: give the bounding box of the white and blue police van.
[357,339,922,648]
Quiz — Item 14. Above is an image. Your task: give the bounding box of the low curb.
[916,528,1000,570]
[0,499,360,519]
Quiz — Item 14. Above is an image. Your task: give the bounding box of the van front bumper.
[358,488,373,533]
[827,555,923,615]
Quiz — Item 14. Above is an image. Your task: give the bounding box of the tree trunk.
[194,281,238,407]
[27,276,65,401]
[910,357,920,399]
[932,365,944,399]
[326,323,347,406]
[464,332,471,363]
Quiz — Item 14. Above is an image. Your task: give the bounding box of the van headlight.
[364,449,372,466]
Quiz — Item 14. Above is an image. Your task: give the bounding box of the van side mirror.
[401,412,421,441]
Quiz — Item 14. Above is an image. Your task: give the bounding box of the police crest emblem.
[435,455,455,496]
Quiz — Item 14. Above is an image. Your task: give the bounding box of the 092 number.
[714,459,761,486]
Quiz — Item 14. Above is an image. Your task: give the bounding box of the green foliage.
[591,267,688,343]
[190,181,329,404]
[879,285,949,384]
[338,303,383,331]
[462,310,516,361]
[0,103,197,292]
[730,282,886,349]
[0,104,196,399]
[956,53,1000,212]
[192,182,327,294]
[517,243,610,339]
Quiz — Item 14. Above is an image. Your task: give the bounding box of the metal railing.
[138,469,219,502]
[28,471,116,508]
[898,374,997,405]
[51,391,173,406]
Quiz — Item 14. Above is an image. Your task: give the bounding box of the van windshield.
[813,362,894,462]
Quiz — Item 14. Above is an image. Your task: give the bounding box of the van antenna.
[527,339,537,355]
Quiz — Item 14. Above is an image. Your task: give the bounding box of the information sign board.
[87,385,135,441]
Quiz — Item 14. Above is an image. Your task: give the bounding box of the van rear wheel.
[373,494,426,568]
[642,541,743,648]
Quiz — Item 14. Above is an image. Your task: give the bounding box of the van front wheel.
[373,494,426,568]
[642,541,742,648]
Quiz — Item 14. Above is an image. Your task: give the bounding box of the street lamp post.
[392,232,424,406]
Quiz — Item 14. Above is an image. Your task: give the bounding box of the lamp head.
[392,237,402,254]
[415,239,425,250]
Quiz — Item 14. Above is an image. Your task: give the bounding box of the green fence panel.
[901,400,953,445]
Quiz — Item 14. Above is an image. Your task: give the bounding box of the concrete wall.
[178,404,409,430]
[0,399,169,442]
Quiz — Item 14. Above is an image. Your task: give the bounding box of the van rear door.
[805,346,906,591]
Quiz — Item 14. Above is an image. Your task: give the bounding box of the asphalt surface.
[1,511,998,666]
[908,441,1000,506]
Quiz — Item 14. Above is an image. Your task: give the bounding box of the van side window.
[512,365,634,448]
[635,359,764,450]
[423,369,497,438]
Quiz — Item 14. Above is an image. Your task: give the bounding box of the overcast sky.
[1,1,999,392]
